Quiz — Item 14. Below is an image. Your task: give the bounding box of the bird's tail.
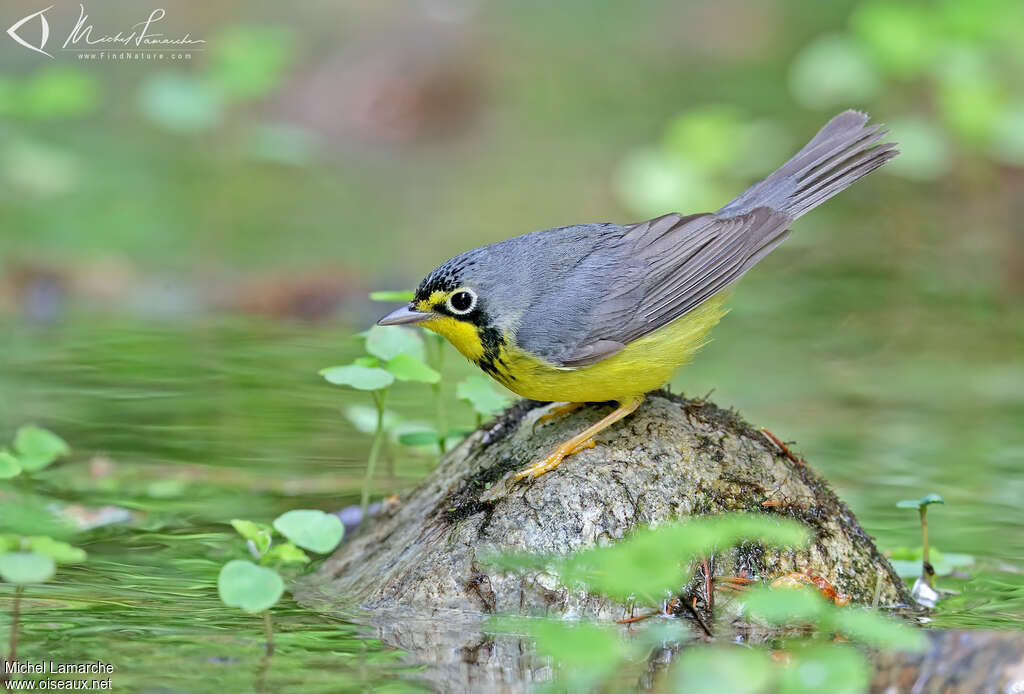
[716,110,898,220]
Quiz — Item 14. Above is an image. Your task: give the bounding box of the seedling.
[320,324,439,514]
[456,374,511,426]
[0,426,86,683]
[896,493,945,588]
[217,510,344,655]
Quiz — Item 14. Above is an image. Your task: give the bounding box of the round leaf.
[789,34,880,109]
[27,536,86,564]
[398,430,441,447]
[0,551,56,584]
[674,645,776,694]
[217,560,284,613]
[320,365,394,391]
[263,542,310,565]
[13,425,70,472]
[365,325,425,362]
[385,353,441,384]
[834,608,927,651]
[897,493,945,509]
[0,450,22,479]
[273,510,344,554]
[230,519,272,555]
[456,375,511,416]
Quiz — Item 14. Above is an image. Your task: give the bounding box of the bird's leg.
[514,395,643,481]
[535,401,584,426]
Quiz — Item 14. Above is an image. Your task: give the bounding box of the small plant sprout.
[371,291,453,451]
[0,426,86,673]
[456,374,511,426]
[1,425,70,477]
[218,510,344,655]
[320,324,439,514]
[896,493,945,588]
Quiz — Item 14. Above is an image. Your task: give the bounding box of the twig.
[761,428,805,466]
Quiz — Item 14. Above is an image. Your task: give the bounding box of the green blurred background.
[1,0,1023,690]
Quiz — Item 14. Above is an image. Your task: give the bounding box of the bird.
[378,110,898,481]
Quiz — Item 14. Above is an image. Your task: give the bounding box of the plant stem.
[920,507,931,586]
[2,586,24,691]
[262,610,274,657]
[361,389,388,516]
[430,334,447,457]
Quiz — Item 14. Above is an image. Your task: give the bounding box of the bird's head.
[376,250,519,362]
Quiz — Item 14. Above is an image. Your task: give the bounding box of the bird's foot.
[513,437,595,481]
[535,402,583,427]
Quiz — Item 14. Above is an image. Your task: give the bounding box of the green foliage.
[896,493,945,509]
[139,72,225,133]
[231,519,273,555]
[0,450,21,479]
[320,364,395,390]
[491,514,809,603]
[0,67,101,120]
[26,536,87,564]
[217,560,284,614]
[673,646,775,694]
[273,510,344,554]
[788,34,880,109]
[384,353,441,384]
[457,374,511,418]
[488,514,924,692]
[0,551,56,585]
[6,424,71,473]
[370,290,416,302]
[208,26,295,99]
[219,510,342,620]
[888,547,974,578]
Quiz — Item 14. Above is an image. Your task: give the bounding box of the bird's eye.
[447,289,476,315]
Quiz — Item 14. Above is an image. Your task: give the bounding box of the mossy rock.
[300,392,911,617]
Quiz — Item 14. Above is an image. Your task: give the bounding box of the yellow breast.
[424,293,729,403]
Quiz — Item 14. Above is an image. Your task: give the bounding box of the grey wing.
[551,207,792,367]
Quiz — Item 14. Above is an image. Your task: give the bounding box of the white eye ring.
[446,288,477,315]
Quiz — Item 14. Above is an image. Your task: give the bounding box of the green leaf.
[273,510,344,554]
[230,519,273,555]
[398,430,442,447]
[370,290,415,302]
[555,515,808,603]
[217,560,284,613]
[139,72,224,133]
[208,26,294,100]
[0,552,56,584]
[263,542,310,565]
[365,325,425,362]
[778,644,870,694]
[385,353,441,384]
[788,34,880,109]
[834,608,927,651]
[456,375,511,417]
[344,405,400,434]
[742,585,829,626]
[849,1,937,79]
[663,104,747,174]
[882,117,952,181]
[673,645,776,694]
[0,450,22,479]
[897,493,945,509]
[320,365,394,391]
[13,425,70,472]
[26,536,86,564]
[352,356,379,368]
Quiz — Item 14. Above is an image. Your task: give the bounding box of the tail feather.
[717,110,898,219]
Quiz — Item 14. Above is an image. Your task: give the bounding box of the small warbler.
[379,111,897,480]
